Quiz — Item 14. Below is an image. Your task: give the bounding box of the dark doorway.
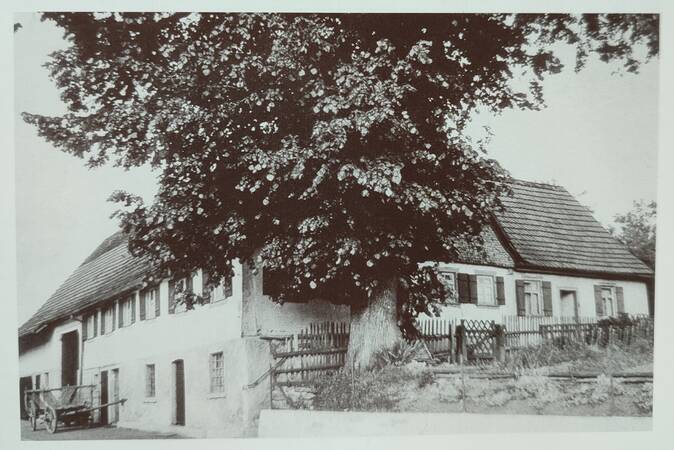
[19,376,33,419]
[100,370,109,425]
[172,360,185,426]
[60,331,79,386]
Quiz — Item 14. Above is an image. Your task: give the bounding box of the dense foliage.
[23,13,658,334]
[611,200,656,270]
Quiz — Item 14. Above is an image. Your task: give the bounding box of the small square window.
[209,352,224,394]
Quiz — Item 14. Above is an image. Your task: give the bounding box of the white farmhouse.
[18,179,653,437]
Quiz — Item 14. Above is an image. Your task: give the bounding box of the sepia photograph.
[6,4,670,445]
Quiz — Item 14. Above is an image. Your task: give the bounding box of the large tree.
[24,13,658,369]
[611,200,657,270]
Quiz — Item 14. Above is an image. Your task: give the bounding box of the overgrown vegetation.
[503,337,653,373]
[310,338,653,415]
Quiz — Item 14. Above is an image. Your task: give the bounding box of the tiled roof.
[493,180,653,277]
[18,231,150,338]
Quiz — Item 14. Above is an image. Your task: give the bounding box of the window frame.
[143,287,159,320]
[85,313,96,340]
[437,270,458,305]
[103,305,114,334]
[523,280,544,316]
[601,286,616,318]
[145,364,156,398]
[475,274,497,306]
[209,352,225,394]
[122,297,133,327]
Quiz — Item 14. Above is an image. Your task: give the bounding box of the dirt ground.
[20,420,187,440]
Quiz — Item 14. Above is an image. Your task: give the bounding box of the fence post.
[493,325,506,363]
[456,323,466,365]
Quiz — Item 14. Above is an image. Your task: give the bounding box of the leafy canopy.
[611,200,657,270]
[23,13,658,332]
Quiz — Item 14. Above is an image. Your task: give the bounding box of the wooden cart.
[24,385,126,434]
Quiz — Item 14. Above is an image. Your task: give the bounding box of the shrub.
[312,363,432,411]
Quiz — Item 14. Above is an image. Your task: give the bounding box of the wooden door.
[111,369,119,423]
[60,331,79,386]
[19,376,33,419]
[100,370,108,425]
[173,360,185,426]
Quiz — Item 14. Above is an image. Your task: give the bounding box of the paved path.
[258,410,652,437]
[21,420,186,440]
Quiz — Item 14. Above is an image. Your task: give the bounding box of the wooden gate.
[460,319,498,363]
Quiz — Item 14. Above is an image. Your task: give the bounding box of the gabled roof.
[18,179,653,339]
[18,231,150,338]
[492,180,653,278]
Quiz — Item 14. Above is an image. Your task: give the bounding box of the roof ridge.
[510,178,565,191]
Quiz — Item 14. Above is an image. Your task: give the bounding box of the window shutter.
[516,280,525,316]
[496,277,506,305]
[469,275,478,304]
[457,273,470,303]
[111,304,116,331]
[101,310,106,335]
[154,287,161,317]
[118,301,124,328]
[139,292,146,321]
[594,285,604,316]
[542,281,553,316]
[616,286,625,313]
[93,311,98,336]
[225,275,233,298]
[168,280,176,313]
[82,315,88,341]
[202,271,211,303]
[131,295,136,324]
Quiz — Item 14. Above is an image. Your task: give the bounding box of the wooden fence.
[270,322,349,387]
[503,315,597,349]
[417,318,457,361]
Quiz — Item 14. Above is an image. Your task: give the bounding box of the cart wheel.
[44,406,57,434]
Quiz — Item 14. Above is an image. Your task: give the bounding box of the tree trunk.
[345,278,403,371]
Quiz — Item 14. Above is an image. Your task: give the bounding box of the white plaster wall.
[19,319,82,389]
[425,263,650,323]
[19,262,254,437]
[241,265,350,337]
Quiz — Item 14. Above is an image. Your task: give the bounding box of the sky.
[14,13,659,324]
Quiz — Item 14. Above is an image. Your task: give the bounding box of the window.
[476,275,496,306]
[174,276,193,313]
[601,287,615,317]
[104,306,114,334]
[210,277,234,302]
[85,313,96,339]
[524,281,544,316]
[145,364,156,398]
[142,287,160,319]
[122,297,133,326]
[209,352,224,394]
[35,374,41,390]
[438,271,458,304]
[42,372,49,389]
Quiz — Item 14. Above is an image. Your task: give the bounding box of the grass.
[309,337,653,416]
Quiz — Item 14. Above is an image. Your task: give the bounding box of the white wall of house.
[241,264,350,337]
[425,262,650,323]
[18,262,269,438]
[19,319,81,389]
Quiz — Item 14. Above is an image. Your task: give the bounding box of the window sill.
[475,304,501,308]
[207,392,226,399]
[143,398,158,404]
